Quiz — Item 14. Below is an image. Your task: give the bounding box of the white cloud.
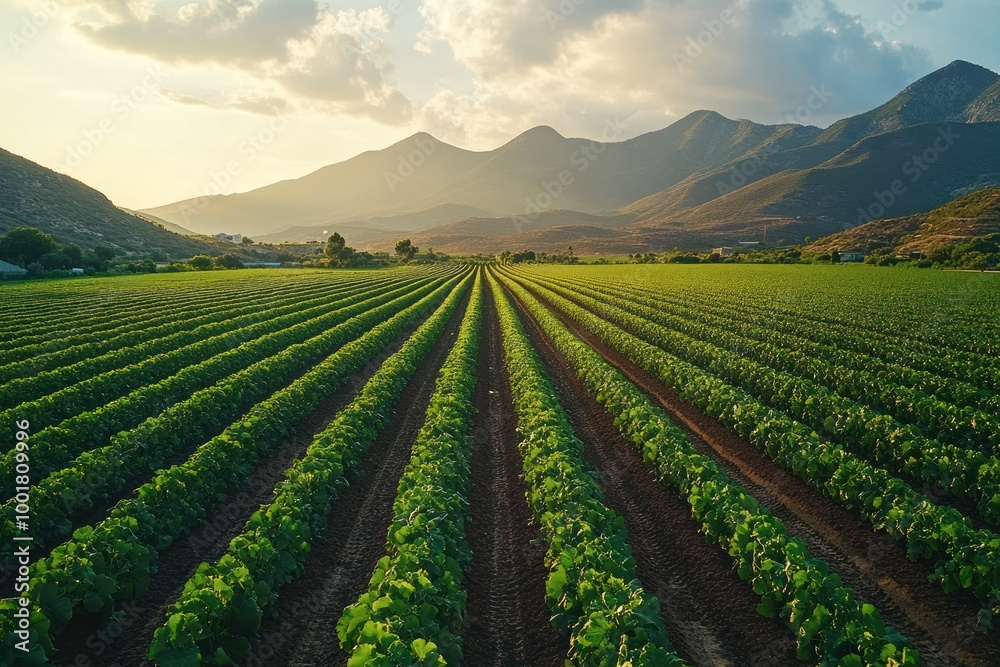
[71,0,413,122]
[36,0,937,142]
[414,0,931,146]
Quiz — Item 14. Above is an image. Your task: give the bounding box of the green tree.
[214,253,244,269]
[241,237,254,245]
[63,244,83,266]
[188,254,214,270]
[395,238,417,263]
[325,232,346,261]
[94,245,117,261]
[0,227,58,266]
[337,246,356,264]
[39,251,72,271]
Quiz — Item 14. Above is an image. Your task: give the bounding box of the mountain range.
[0,148,281,260]
[138,60,1000,254]
[5,60,1000,257]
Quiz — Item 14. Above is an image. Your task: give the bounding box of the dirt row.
[459,287,566,667]
[512,277,1000,667]
[239,295,470,667]
[505,280,801,667]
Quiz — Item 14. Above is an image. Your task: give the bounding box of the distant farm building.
[713,247,734,257]
[243,262,282,268]
[0,260,27,277]
[71,268,85,275]
[838,251,866,262]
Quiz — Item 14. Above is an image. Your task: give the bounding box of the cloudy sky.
[2,0,997,208]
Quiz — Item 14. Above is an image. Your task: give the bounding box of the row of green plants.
[148,272,476,666]
[0,275,413,443]
[603,273,1000,392]
[0,275,346,370]
[0,275,450,557]
[0,273,467,665]
[557,266,1000,388]
[508,272,1000,628]
[488,271,686,666]
[554,273,999,415]
[0,274,427,499]
[0,272,402,408]
[498,271,917,666]
[337,272,484,665]
[524,275,1000,524]
[0,272,337,347]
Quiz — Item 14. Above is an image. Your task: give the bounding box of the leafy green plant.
[338,272,484,666]
[0,273,468,665]
[0,274,453,557]
[149,272,477,666]
[487,271,685,666]
[505,268,1000,629]
[497,269,917,666]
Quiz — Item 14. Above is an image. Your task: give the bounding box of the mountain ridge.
[0,148,242,259]
[806,187,1000,255]
[8,59,999,256]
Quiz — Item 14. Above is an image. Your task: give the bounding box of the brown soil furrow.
[520,279,1000,667]
[459,287,567,667]
[51,311,438,667]
[507,283,800,667]
[250,296,468,667]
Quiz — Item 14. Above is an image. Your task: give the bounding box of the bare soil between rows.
[249,293,468,667]
[504,279,801,667]
[458,283,567,667]
[518,277,1000,667]
[50,303,450,667]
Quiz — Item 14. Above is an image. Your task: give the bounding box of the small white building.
[71,267,85,275]
[713,247,734,257]
[838,251,866,263]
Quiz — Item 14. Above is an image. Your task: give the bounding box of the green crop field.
[2,264,1000,666]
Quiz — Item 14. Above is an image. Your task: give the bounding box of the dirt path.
[250,295,468,667]
[506,283,801,667]
[51,307,449,667]
[518,279,1000,667]
[459,287,567,667]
